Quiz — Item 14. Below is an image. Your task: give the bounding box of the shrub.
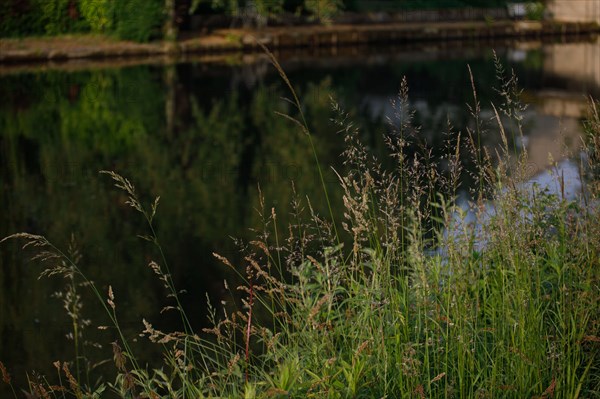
[113,0,164,42]
[0,0,89,37]
[526,1,545,21]
[39,0,75,35]
[0,0,43,37]
[0,0,164,41]
[304,0,343,21]
[80,0,113,33]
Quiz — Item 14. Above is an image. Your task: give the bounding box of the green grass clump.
[2,54,600,398]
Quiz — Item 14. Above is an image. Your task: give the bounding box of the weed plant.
[2,52,600,398]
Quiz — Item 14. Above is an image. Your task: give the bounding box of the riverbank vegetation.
[1,0,517,41]
[2,53,600,398]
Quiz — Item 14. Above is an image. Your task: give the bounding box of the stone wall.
[547,0,600,23]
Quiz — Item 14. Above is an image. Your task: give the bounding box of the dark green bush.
[0,0,42,36]
[526,1,545,21]
[113,0,164,42]
[80,0,113,33]
[0,0,89,37]
[1,0,164,41]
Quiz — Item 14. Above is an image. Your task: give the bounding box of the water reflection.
[448,158,586,254]
[440,39,600,252]
[543,41,600,96]
[1,38,598,391]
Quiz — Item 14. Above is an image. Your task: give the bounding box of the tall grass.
[2,54,600,398]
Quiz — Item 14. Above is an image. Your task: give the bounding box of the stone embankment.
[1,20,598,63]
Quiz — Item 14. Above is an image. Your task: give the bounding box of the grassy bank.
[1,53,600,398]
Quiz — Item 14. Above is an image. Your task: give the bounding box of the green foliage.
[0,0,163,41]
[0,0,90,36]
[254,0,285,16]
[80,0,113,33]
[526,1,545,21]
[190,0,237,15]
[114,0,164,42]
[584,100,600,182]
[1,0,520,39]
[304,0,343,20]
[40,0,76,35]
[83,0,165,41]
[0,0,44,36]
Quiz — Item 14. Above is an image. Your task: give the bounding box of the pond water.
[1,37,599,390]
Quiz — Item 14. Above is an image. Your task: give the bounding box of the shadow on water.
[1,37,599,393]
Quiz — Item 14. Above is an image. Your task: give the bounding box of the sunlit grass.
[2,54,600,399]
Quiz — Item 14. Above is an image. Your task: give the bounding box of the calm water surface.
[1,38,599,390]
